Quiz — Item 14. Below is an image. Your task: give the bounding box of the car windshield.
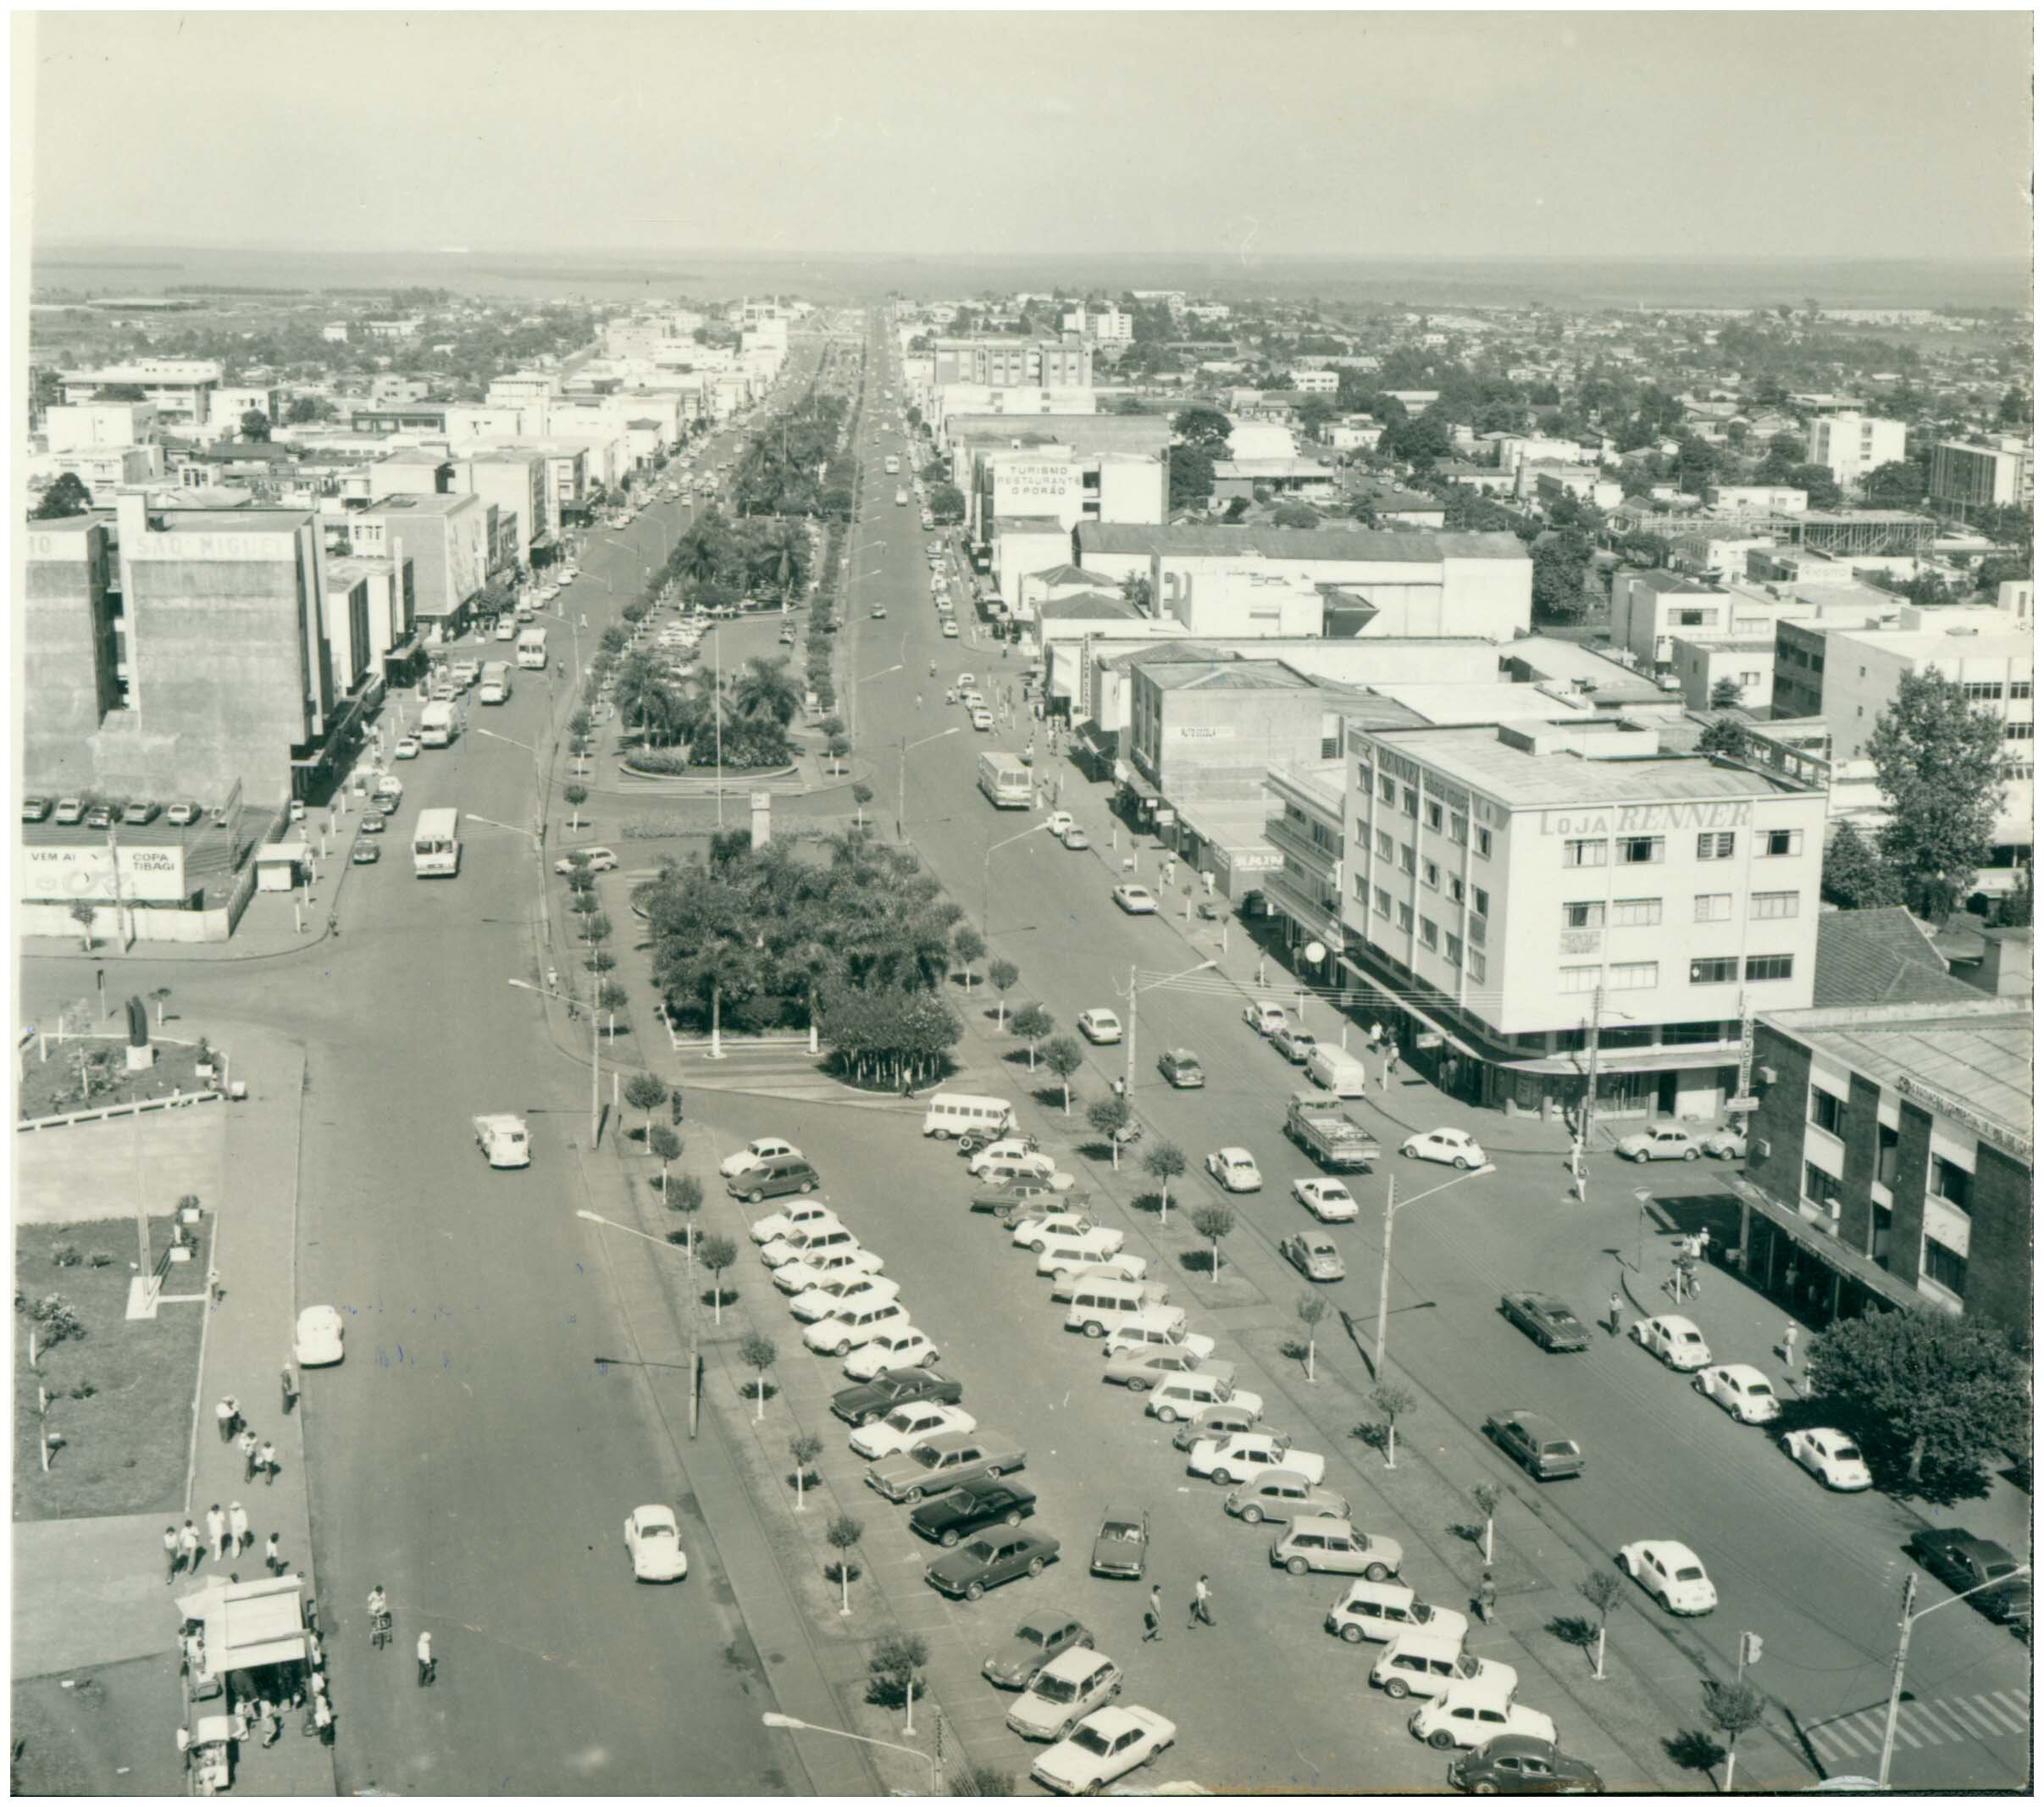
[884,1412,920,1432]
[1016,1625,1048,1649]
[1101,1522,1140,1542]
[961,1541,996,1562]
[1984,1557,2019,1581]
[1542,1442,1580,1457]
[1675,1565,1706,1582]
[909,1446,947,1469]
[1034,1674,1079,1703]
[1070,1727,1113,1757]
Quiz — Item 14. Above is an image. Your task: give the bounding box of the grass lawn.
[14,1217,203,1522]
[19,1038,216,1123]
[11,1655,186,1795]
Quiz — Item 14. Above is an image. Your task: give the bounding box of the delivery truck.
[1284,1094,1379,1172]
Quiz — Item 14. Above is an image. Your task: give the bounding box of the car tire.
[1631,1149,1649,1163]
[1684,1148,1699,1161]
[799,1179,815,1193]
[1454,1156,1472,1170]
[933,1128,954,1142]
[834,1339,853,1357]
[1027,1558,1045,1579]
[964,1581,984,1602]
[921,1350,939,1368]
[1365,1561,1393,1583]
[1339,1623,1365,1643]
[1430,1731,1457,1751]
[1471,1782,1500,1794]
[1211,1468,1234,1487]
[747,1189,765,1204]
[1028,1239,1049,1255]
[1384,1677,1411,1700]
[1126,1378,1152,1394]
[1002,1508,1023,1528]
[939,1528,961,1549]
[1083,1322,1105,1339]
[1239,1504,1264,1524]
[1286,1556,1310,1577]
[1155,1405,1179,1423]
[1401,1145,1415,1158]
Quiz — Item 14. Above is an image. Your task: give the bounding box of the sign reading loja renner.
[22,843,191,904]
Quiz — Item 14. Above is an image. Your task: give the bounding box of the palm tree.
[731,657,802,727]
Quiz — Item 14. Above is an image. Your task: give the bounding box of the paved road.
[717,321,2031,1793]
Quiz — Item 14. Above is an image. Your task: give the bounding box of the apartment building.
[1929,435,2035,511]
[931,338,1093,390]
[1338,718,1826,1122]
[1803,411,1907,489]
[344,491,489,638]
[58,359,222,429]
[1738,1000,2030,1333]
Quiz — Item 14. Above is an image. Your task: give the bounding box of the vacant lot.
[14,1218,203,1522]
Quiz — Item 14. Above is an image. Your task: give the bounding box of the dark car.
[1908,1529,2033,1625]
[1483,1410,1585,1480]
[1448,1734,1604,1794]
[831,1369,965,1429]
[352,842,381,866]
[358,812,387,835]
[1090,1505,1149,1580]
[971,1177,1067,1218]
[1499,1291,1593,1353]
[1172,1402,1261,1454]
[1157,1049,1205,1089]
[927,1528,1060,1601]
[909,1477,1038,1548]
[981,1612,1094,1689]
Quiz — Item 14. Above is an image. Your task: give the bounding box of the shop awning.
[1499,1045,1741,1078]
[1722,1176,1925,1313]
[1336,956,1487,1064]
[177,1575,309,1678]
[1116,762,1163,806]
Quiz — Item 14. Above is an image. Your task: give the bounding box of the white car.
[1010,1209,1101,1250]
[728,1139,806,1183]
[1077,1008,1123,1045]
[961,690,986,710]
[555,841,620,871]
[843,1327,940,1381]
[761,1228,860,1269]
[393,737,420,760]
[1046,812,1075,838]
[750,1197,838,1245]
[1104,1322,1214,1363]
[1693,1363,1781,1424]
[1781,1426,1874,1491]
[849,1402,978,1461]
[1111,884,1159,915]
[1409,1686,1555,1752]
[788,1274,900,1323]
[1618,1539,1718,1615]
[1041,1248,1149,1292]
[802,1301,907,1356]
[1030,1705,1177,1796]
[1244,1001,1288,1035]
[941,619,960,637]
[1026,1222,1127,1262]
[623,1505,688,1583]
[1205,1147,1263,1193]
[971,708,994,732]
[1293,1178,1360,1222]
[1188,1432,1326,1488]
[293,1305,344,1367]
[1400,1128,1489,1169]
[773,1248,884,1295]
[1631,1313,1712,1372]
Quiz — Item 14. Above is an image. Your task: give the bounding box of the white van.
[1306,1045,1372,1099]
[922,1093,1016,1141]
[1372,1630,1512,1703]
[1148,1370,1264,1424]
[1064,1278,1157,1339]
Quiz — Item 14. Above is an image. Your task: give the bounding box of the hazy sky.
[21,10,2035,261]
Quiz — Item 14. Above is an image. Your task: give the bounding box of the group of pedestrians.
[1137,1577,1217,1642]
[216,1383,291,1489]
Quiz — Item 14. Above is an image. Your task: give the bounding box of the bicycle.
[370,1610,393,1652]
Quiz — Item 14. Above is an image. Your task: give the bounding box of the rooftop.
[357,491,479,517]
[1813,908,1981,1010]
[1077,522,1525,564]
[1371,722,1803,808]
[1139,659,1321,693]
[1039,592,1141,622]
[1504,636,1670,701]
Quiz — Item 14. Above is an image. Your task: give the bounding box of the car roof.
[1641,1538,1701,1563]
[634,1503,678,1527]
[1077,1705,1145,1738]
[1718,1363,1770,1383]
[1652,1314,1703,1333]
[1041,1645,1110,1677]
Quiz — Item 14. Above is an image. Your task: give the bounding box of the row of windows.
[1365,773,1493,858]
[1560,892,1803,929]
[1563,829,1803,868]
[1689,954,1794,983]
[1962,679,2034,701]
[1809,1089,1977,1213]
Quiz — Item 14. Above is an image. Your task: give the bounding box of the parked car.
[1226,1472,1349,1527]
[981,1610,1093,1688]
[1907,1528,2032,1625]
[1271,1024,1317,1064]
[1483,1410,1585,1480]
[1498,1291,1592,1353]
[1446,1732,1604,1794]
[1617,1539,1718,1615]
[971,1177,1069,1218]
[1410,1687,1556,1753]
[293,1305,344,1366]
[1282,1232,1347,1283]
[1077,1008,1123,1045]
[165,801,202,825]
[1157,1049,1205,1088]
[843,1327,940,1381]
[1630,1314,1711,1372]
[1011,1210,1110,1253]
[1693,1363,1781,1424]
[1029,1706,1176,1796]
[1615,1122,1703,1163]
[1401,1128,1489,1169]
[53,797,86,826]
[1244,1001,1288,1035]
[21,796,52,823]
[925,1528,1061,1601]
[1171,1401,1263,1451]
[1043,1249,1149,1295]
[1189,1432,1325,1488]
[1205,1147,1263,1192]
[623,1505,688,1583]
[84,803,114,830]
[1781,1427,1873,1492]
[1325,1578,1469,1647]
[121,800,159,825]
[849,1402,978,1461]
[747,1190,832,1240]
[1271,1517,1402,1580]
[911,1476,1039,1549]
[1293,1177,1360,1222]
[1100,1346,1211,1390]
[556,846,620,876]
[1089,1505,1149,1580]
[1701,1126,1749,1161]
[1007,1649,1125,1743]
[867,1430,1026,1504]
[1111,884,1158,914]
[773,1248,884,1296]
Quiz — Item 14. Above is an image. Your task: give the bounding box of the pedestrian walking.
[215,1396,241,1443]
[229,1501,251,1558]
[179,1520,202,1576]
[163,1525,182,1586]
[1781,1322,1799,1366]
[1367,1021,1382,1051]
[1386,1042,1400,1078]
[1607,1292,1624,1338]
[1695,1226,1712,1263]
[259,1440,279,1488]
[208,1267,224,1305]
[1143,1585,1163,1643]
[240,1429,260,1483]
[280,1364,296,1416]
[1188,1575,1215,1629]
[206,1504,227,1564]
[416,1631,435,1688]
[1476,1571,1498,1625]
[265,1533,284,1577]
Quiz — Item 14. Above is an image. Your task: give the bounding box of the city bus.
[515,626,548,669]
[478,661,512,705]
[977,751,1033,810]
[412,807,462,878]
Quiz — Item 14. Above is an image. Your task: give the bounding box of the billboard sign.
[22,843,191,904]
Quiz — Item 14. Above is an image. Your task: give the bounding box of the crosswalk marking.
[1807,1691,2030,1766]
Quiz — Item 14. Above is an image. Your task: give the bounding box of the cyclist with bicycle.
[367,1585,391,1647]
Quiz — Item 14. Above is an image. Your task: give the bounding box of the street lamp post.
[898,727,960,840]
[760,1712,939,1795]
[576,1209,701,1438]
[510,978,601,1149]
[1374,1161,1496,1377]
[1876,1566,2029,1787]
[1122,958,1219,1095]
[983,818,1052,938]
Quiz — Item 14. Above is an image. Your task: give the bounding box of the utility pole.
[1123,962,1138,1095]
[1581,984,1604,1150]
[1876,1573,1918,1788]
[1374,1172,1397,1380]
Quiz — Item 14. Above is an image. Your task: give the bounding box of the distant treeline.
[166,285,312,297]
[38,259,182,270]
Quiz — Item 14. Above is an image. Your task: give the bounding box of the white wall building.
[1805,412,1907,490]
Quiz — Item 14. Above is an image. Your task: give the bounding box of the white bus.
[479,661,512,705]
[412,807,462,878]
[977,751,1033,810]
[516,626,548,669]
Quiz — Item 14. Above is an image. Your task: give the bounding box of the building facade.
[1929,436,2035,512]
[1804,412,1907,489]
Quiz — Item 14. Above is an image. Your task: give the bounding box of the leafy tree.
[665,1173,703,1258]
[563,784,589,830]
[283,396,337,425]
[67,899,96,950]
[95,383,147,402]
[1997,385,2031,427]
[952,926,988,992]
[623,1074,671,1134]
[987,959,1021,1028]
[789,1430,824,1509]
[646,1125,682,1195]
[731,656,802,727]
[1141,1141,1187,1226]
[1807,1309,2029,1489]
[867,1630,930,1729]
[1532,531,1593,621]
[928,483,967,525]
[1700,1677,1768,1793]
[1040,1035,1083,1113]
[1820,820,1904,909]
[1190,1203,1237,1283]
[35,473,92,518]
[1011,1004,1054,1069]
[698,1234,739,1324]
[1172,406,1233,451]
[824,1514,865,1613]
[1167,445,1216,511]
[1868,670,2008,916]
[1697,717,1747,759]
[1271,503,1320,529]
[739,1333,778,1419]
[1222,496,1251,524]
[1579,1570,1626,1681]
[850,782,874,829]
[1471,1480,1502,1564]
[1365,1381,1416,1469]
[1709,677,1745,710]
[1993,863,2033,928]
[1864,458,1930,508]
[1786,463,1843,511]
[239,408,272,442]
[1086,1095,1133,1167]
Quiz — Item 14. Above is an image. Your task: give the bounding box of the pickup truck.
[474,1113,530,1168]
[1283,1095,1379,1172]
